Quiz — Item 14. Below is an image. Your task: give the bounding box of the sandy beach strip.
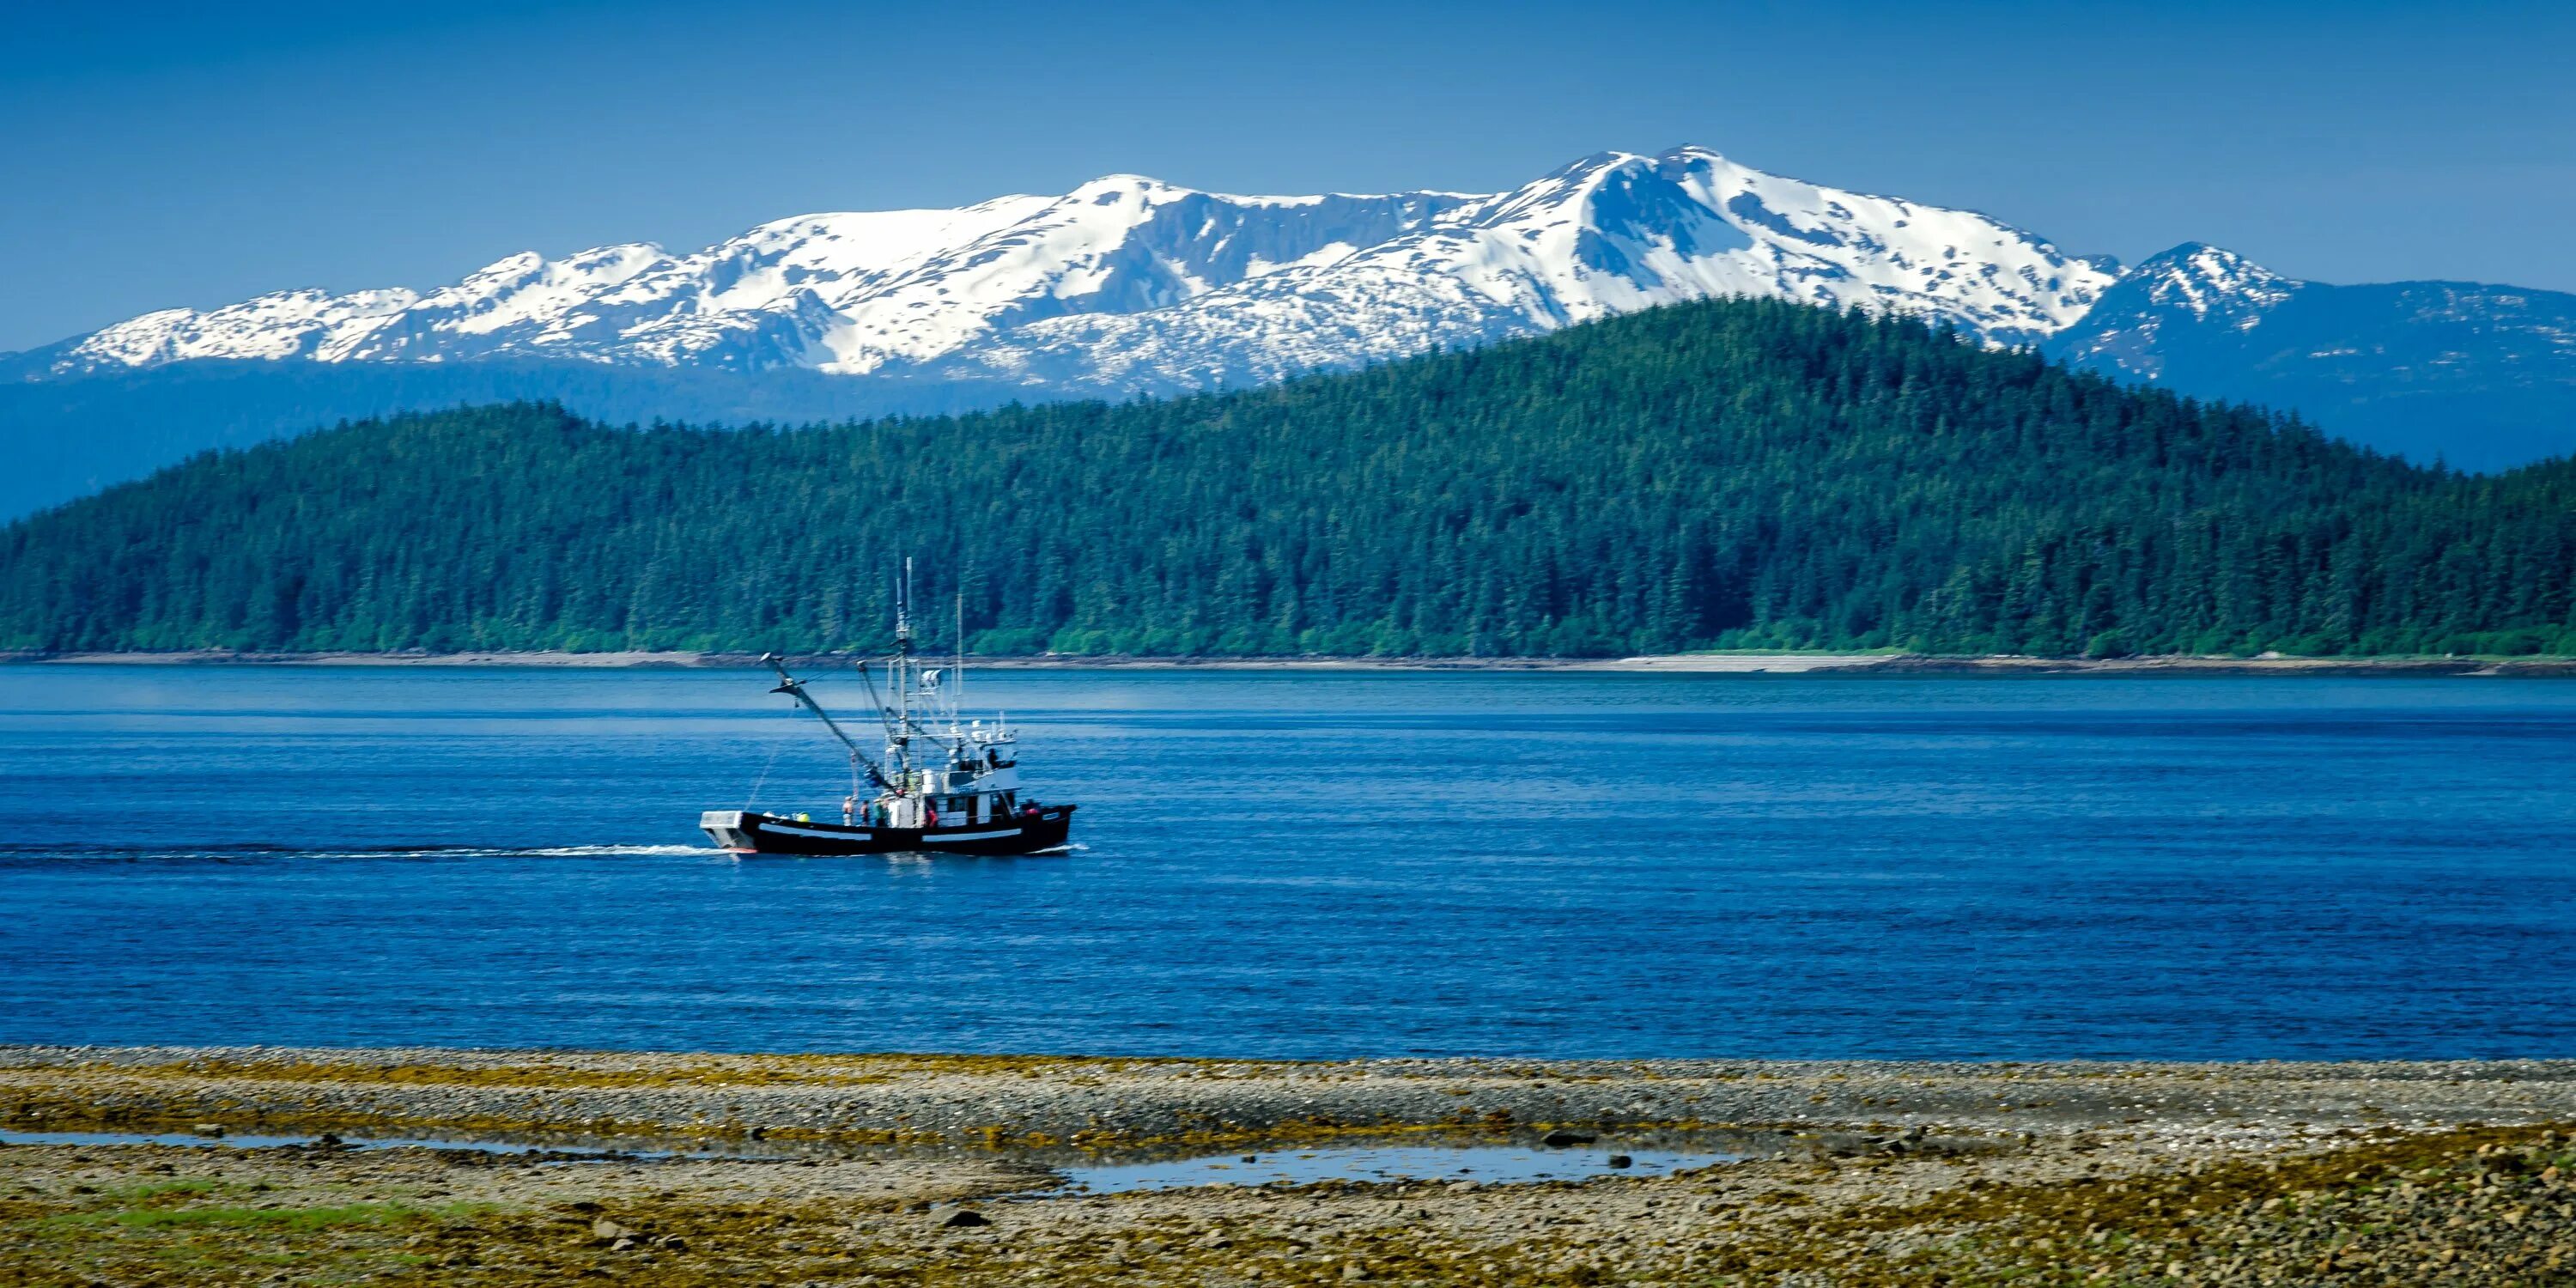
[9,649,2576,677]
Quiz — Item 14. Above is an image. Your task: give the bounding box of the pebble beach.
[3,1047,2573,1285]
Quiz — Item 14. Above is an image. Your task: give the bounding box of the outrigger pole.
[761,653,891,793]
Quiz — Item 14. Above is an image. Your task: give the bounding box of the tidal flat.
[3,1047,2573,1285]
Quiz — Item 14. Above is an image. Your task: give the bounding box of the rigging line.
[855,659,897,744]
[743,738,782,811]
[762,652,891,788]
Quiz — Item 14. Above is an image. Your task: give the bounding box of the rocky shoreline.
[4,1048,2575,1285]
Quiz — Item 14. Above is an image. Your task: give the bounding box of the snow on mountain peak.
[42,148,2128,392]
[1067,173,1184,199]
[2045,242,2309,380]
[2129,243,2297,323]
[933,146,2120,392]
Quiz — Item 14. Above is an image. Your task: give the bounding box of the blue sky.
[3,0,2570,352]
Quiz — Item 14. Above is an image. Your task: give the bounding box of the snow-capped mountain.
[927,149,2117,392]
[21,148,2115,392]
[2044,244,2576,471]
[2046,243,2298,380]
[8,144,2575,519]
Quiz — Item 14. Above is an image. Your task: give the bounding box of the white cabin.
[863,718,1025,829]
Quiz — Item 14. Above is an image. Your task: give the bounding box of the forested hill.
[6,297,2575,659]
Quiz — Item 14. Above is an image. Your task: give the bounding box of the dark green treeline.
[7,297,2575,658]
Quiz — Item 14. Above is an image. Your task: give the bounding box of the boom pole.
[762,653,890,792]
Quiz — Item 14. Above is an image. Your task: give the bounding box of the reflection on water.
[1056,1142,1735,1193]
[0,1126,1747,1193]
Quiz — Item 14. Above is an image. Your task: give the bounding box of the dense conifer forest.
[4,298,2574,658]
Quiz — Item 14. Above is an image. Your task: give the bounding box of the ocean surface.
[4,665,2573,1060]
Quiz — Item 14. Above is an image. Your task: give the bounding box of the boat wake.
[508,845,726,858]
[3,843,730,863]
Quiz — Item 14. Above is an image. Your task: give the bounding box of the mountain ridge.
[2042,244,2576,471]
[13,147,2114,388]
[7,144,2575,515]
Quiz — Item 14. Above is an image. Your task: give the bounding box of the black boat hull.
[700,806,1076,856]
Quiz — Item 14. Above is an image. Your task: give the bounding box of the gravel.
[4,1047,2573,1285]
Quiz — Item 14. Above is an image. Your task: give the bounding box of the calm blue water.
[3,665,2573,1060]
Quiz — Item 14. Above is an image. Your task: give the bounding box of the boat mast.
[892,558,914,785]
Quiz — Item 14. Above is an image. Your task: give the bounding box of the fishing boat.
[700,565,1077,856]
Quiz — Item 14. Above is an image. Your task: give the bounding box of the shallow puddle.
[4,1127,1765,1188]
[1052,1142,1735,1193]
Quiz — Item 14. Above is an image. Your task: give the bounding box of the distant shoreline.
[8,648,2576,676]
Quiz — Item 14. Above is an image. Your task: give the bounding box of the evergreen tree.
[5,298,2574,659]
